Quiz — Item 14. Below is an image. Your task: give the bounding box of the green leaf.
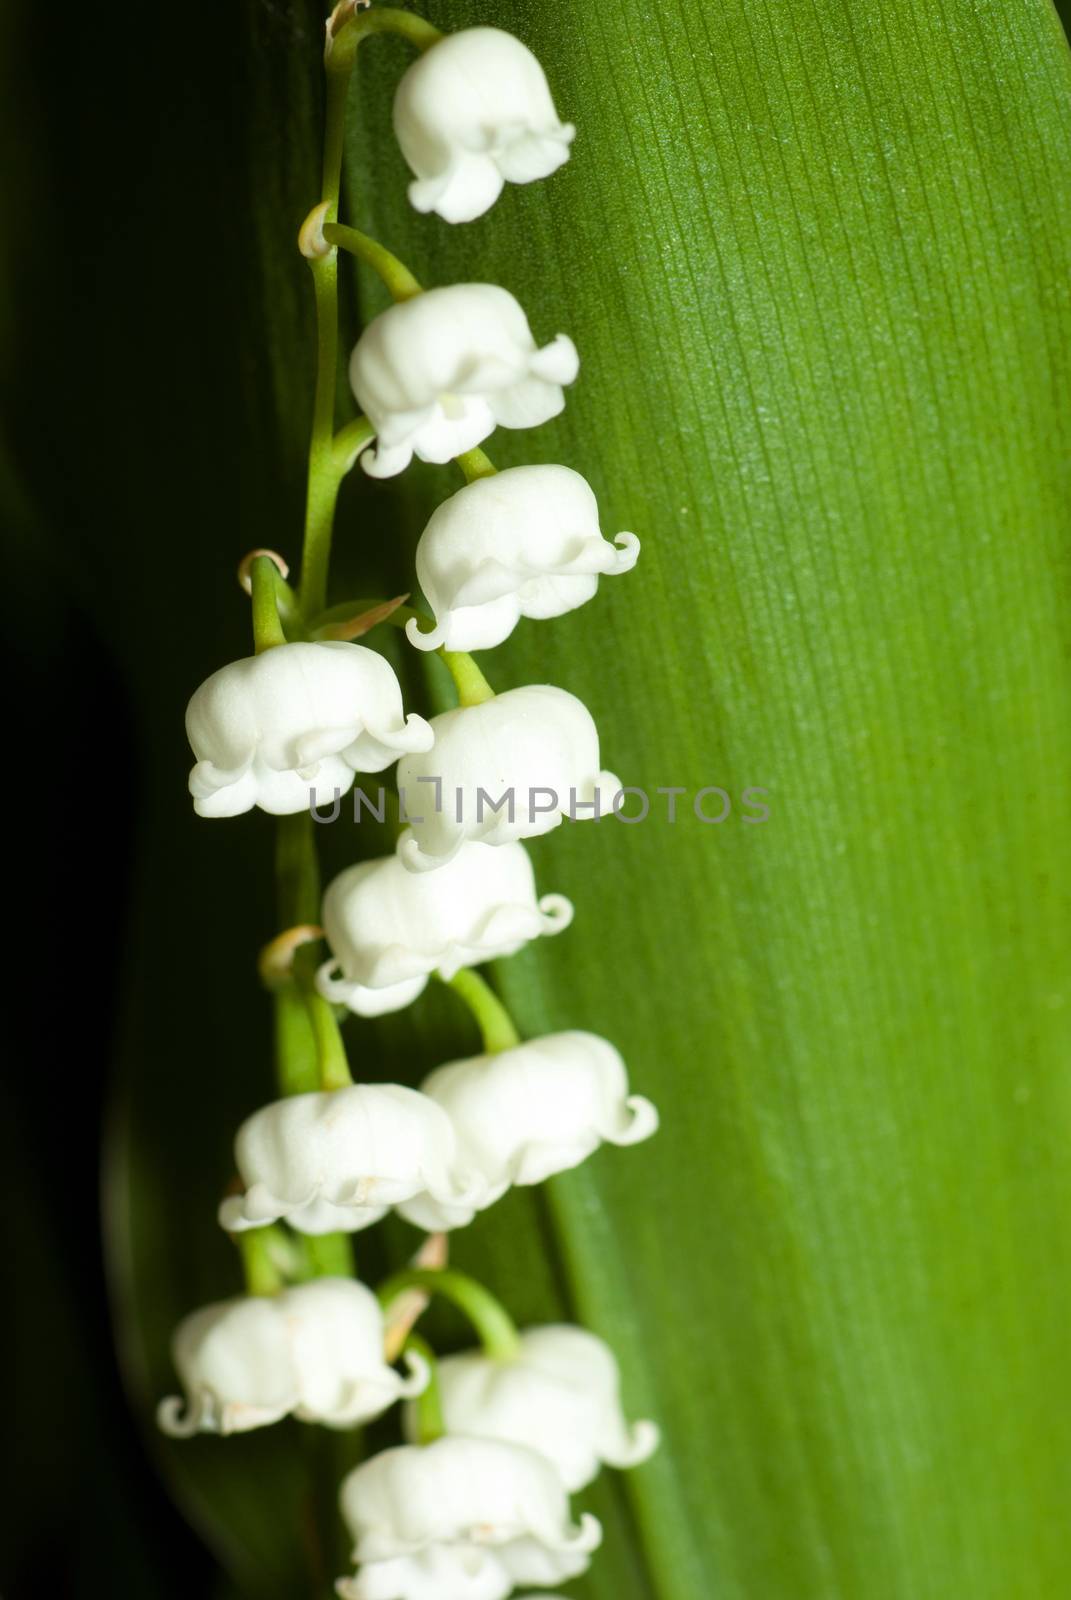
[12,0,1071,1594]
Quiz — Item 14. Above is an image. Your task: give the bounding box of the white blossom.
[157,1278,426,1437]
[336,1436,601,1600]
[405,466,640,653]
[404,1324,659,1491]
[349,285,578,479]
[186,641,432,818]
[396,687,620,871]
[217,1085,484,1235]
[398,1032,658,1232]
[316,840,573,1018]
[393,27,575,224]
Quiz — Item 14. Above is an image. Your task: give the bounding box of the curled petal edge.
[157,1392,206,1439]
[553,1510,604,1556]
[398,1346,432,1399]
[397,830,464,873]
[404,615,449,652]
[605,1093,660,1147]
[610,530,641,571]
[538,892,575,932]
[602,1417,662,1471]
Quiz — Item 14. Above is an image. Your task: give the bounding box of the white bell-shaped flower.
[157,1278,427,1437]
[397,1032,657,1232]
[316,840,573,1017]
[393,27,575,224]
[186,641,433,818]
[217,1085,484,1236]
[336,1436,601,1600]
[396,687,620,871]
[349,285,578,479]
[405,466,640,653]
[404,1325,659,1491]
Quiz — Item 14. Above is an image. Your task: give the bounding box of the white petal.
[185,643,426,815]
[393,29,572,223]
[418,1031,658,1193]
[350,285,576,477]
[218,1085,468,1234]
[395,685,614,865]
[317,841,571,1015]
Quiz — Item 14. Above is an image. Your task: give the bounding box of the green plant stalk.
[250,555,289,652]
[380,1268,522,1362]
[323,222,422,300]
[442,650,496,706]
[446,968,522,1053]
[404,1333,444,1443]
[238,1226,286,1297]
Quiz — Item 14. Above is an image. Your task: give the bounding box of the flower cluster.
[166,16,659,1600]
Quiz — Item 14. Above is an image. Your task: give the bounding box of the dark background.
[4,1,1071,1595]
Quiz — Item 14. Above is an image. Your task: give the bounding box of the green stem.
[302,1231,355,1280]
[326,7,443,79]
[323,223,422,301]
[300,254,345,617]
[239,1227,286,1297]
[301,969,354,1092]
[331,413,375,475]
[379,1269,522,1361]
[405,1332,444,1443]
[445,968,522,1054]
[456,447,498,483]
[250,555,289,653]
[442,649,496,706]
[274,815,322,1098]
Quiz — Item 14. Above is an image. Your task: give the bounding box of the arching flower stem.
[323,223,422,300]
[404,1332,444,1443]
[250,555,289,653]
[456,447,498,483]
[442,649,496,706]
[325,7,443,81]
[445,968,522,1054]
[304,972,354,1092]
[380,1268,522,1363]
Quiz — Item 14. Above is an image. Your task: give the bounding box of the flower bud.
[405,1324,659,1491]
[349,284,578,479]
[316,841,573,1017]
[397,1031,657,1231]
[393,27,575,223]
[157,1278,426,1436]
[396,687,620,870]
[406,465,639,653]
[217,1085,484,1235]
[337,1436,601,1600]
[185,641,432,818]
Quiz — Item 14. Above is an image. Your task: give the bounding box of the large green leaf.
[23,0,1071,1594]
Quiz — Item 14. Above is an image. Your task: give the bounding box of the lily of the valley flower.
[218,1085,483,1235]
[316,840,573,1017]
[404,1325,659,1492]
[393,27,575,224]
[186,641,432,818]
[398,1032,658,1231]
[157,1278,427,1437]
[349,285,578,479]
[406,465,641,652]
[396,687,621,871]
[336,1436,601,1600]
